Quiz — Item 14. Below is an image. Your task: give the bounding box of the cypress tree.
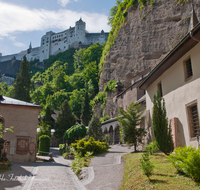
[45,107,52,126]
[87,114,103,141]
[152,90,174,155]
[12,56,31,102]
[54,100,76,139]
[80,91,91,126]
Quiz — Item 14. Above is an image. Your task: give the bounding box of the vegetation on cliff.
[99,0,155,73]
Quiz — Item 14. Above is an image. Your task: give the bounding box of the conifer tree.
[45,106,52,126]
[87,114,103,141]
[152,90,174,155]
[12,56,31,102]
[117,102,146,152]
[54,100,76,139]
[80,91,91,126]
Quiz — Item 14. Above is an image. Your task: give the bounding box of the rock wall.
[98,0,200,117]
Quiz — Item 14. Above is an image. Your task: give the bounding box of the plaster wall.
[0,105,40,162]
[146,42,200,148]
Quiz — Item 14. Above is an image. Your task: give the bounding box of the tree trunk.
[134,142,137,152]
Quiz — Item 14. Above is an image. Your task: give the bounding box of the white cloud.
[8,36,25,47]
[57,0,79,7]
[0,2,110,38]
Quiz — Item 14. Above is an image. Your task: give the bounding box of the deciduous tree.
[63,124,87,140]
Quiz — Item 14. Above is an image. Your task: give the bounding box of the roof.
[0,96,42,108]
[1,73,15,78]
[138,22,200,90]
[136,94,146,104]
[101,118,118,125]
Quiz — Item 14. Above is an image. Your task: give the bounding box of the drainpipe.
[189,31,200,42]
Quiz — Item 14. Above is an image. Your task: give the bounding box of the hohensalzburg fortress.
[0,19,109,63]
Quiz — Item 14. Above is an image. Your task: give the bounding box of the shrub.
[38,135,50,155]
[100,116,111,123]
[104,80,118,92]
[71,151,93,175]
[103,134,110,146]
[140,152,154,180]
[145,141,158,155]
[168,146,200,182]
[71,137,109,157]
[59,143,67,155]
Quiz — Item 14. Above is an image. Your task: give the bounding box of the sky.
[0,0,116,56]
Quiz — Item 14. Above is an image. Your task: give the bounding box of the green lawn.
[119,152,200,190]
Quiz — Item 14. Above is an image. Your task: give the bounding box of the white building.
[0,19,109,63]
[138,10,200,148]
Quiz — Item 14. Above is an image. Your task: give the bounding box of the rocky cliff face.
[98,0,200,117]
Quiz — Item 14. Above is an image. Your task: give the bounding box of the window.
[184,57,193,81]
[157,82,163,97]
[186,100,200,138]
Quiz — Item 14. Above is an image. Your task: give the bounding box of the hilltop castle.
[0,19,109,63]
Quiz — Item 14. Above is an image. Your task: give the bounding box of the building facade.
[0,96,42,162]
[139,13,200,148]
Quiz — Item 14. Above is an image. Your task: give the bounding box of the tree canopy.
[54,100,76,139]
[63,124,87,140]
[87,114,103,141]
[81,91,91,126]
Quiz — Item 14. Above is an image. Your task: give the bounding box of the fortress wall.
[27,47,40,61]
[86,33,109,45]
[0,53,25,62]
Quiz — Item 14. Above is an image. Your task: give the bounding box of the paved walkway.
[0,145,133,190]
[84,145,133,190]
[0,148,86,190]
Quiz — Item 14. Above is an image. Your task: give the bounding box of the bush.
[140,152,154,180]
[38,135,50,155]
[145,141,158,155]
[59,143,67,155]
[100,116,111,123]
[71,137,109,157]
[168,146,200,182]
[71,151,93,175]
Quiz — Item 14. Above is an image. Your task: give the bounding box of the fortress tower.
[75,18,86,44]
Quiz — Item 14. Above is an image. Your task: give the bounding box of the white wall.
[146,42,200,148]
